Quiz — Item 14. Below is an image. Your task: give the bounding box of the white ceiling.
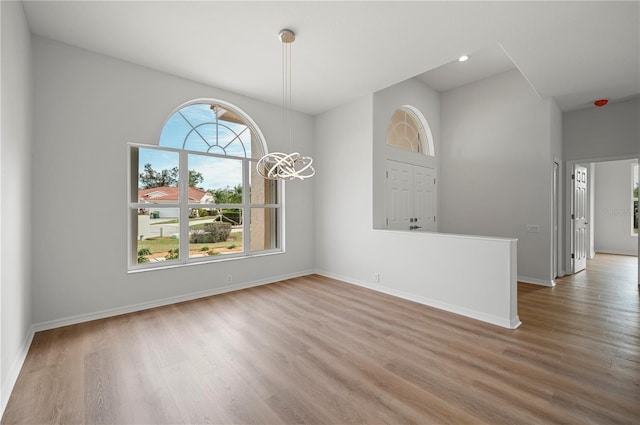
[22,1,640,115]
[416,44,517,93]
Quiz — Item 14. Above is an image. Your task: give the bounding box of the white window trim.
[127,143,284,272]
[632,161,638,237]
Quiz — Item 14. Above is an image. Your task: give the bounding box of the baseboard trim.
[1,327,35,418]
[518,276,555,287]
[315,269,520,329]
[32,270,314,333]
[595,249,638,257]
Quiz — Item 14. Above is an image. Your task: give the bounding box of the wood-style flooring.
[2,254,639,424]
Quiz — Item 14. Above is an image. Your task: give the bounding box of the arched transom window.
[159,102,264,158]
[128,100,281,270]
[386,106,434,156]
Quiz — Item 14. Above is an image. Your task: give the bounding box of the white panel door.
[386,160,436,231]
[573,165,588,273]
[386,160,412,230]
[414,166,436,232]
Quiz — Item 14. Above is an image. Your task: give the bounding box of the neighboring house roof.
[138,186,212,203]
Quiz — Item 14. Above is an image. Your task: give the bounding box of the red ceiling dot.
[594,99,608,107]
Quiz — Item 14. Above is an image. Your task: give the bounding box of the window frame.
[127,100,283,272]
[632,161,638,237]
[386,105,435,157]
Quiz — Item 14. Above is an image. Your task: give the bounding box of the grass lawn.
[138,231,242,260]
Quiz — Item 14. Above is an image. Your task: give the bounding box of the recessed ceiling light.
[458,55,469,62]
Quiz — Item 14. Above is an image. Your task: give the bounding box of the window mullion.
[243,159,250,253]
[179,151,190,262]
[279,181,285,251]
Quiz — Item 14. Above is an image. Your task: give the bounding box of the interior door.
[414,166,436,232]
[386,160,412,230]
[573,165,588,273]
[386,160,436,231]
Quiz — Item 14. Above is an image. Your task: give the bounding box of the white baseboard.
[32,270,314,332]
[595,249,638,257]
[518,276,555,287]
[1,327,35,418]
[315,269,521,329]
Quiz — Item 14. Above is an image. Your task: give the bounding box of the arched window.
[386,105,434,156]
[158,101,264,158]
[128,100,281,270]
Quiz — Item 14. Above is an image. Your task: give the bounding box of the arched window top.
[159,100,266,159]
[386,105,434,156]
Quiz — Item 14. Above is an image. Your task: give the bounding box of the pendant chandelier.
[256,29,315,181]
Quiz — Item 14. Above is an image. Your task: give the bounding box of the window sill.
[128,249,284,274]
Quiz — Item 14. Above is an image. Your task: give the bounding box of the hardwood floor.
[2,254,638,424]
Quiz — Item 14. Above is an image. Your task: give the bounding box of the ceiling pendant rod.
[256,28,315,181]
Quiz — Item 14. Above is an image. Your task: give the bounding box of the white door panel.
[387,161,413,230]
[573,165,588,273]
[386,160,436,232]
[414,166,435,232]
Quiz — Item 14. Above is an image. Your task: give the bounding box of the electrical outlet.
[373,273,380,283]
[226,274,232,283]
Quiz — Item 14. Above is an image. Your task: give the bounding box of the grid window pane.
[188,208,243,258]
[250,161,278,204]
[136,148,180,204]
[250,208,279,252]
[189,154,242,204]
[136,209,180,264]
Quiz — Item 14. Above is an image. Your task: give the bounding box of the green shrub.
[200,246,209,251]
[203,222,232,242]
[165,248,179,260]
[190,229,213,244]
[138,248,152,256]
[190,222,232,243]
[220,210,242,224]
[227,244,237,249]
[137,256,150,264]
[197,208,216,217]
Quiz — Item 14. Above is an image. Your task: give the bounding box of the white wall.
[594,159,638,256]
[31,37,315,326]
[372,78,440,229]
[550,97,564,276]
[0,0,33,412]
[314,95,519,329]
[588,163,596,259]
[564,98,640,162]
[439,69,558,285]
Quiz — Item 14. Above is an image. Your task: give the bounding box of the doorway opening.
[567,156,639,282]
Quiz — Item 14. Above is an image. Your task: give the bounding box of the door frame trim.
[565,154,640,276]
[553,161,560,279]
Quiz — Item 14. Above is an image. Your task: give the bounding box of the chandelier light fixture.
[256,29,315,181]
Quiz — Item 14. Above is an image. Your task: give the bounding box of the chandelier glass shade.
[256,29,315,181]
